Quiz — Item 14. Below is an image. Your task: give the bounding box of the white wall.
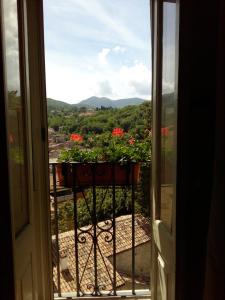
[109,241,151,278]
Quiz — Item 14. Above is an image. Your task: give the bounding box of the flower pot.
[56,162,140,187]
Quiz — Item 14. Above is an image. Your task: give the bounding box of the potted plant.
[56,128,151,187]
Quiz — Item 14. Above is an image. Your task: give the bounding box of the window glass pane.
[160,1,177,231]
[3,0,29,234]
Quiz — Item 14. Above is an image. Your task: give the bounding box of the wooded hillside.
[48,101,151,138]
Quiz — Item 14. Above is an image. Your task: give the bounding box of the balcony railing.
[50,162,151,299]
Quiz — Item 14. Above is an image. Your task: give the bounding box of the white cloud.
[3,0,20,93]
[131,80,150,95]
[113,45,126,53]
[115,62,151,99]
[97,46,126,66]
[98,48,111,65]
[45,51,151,103]
[98,80,112,96]
[162,45,176,93]
[162,81,175,94]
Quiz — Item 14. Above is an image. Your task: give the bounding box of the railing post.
[112,163,117,295]
[72,163,81,296]
[92,164,98,295]
[52,164,61,297]
[131,163,136,295]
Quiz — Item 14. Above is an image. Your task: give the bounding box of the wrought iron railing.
[50,162,151,299]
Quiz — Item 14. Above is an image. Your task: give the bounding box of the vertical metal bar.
[52,164,61,297]
[72,163,80,296]
[112,163,117,295]
[92,164,98,295]
[131,163,136,295]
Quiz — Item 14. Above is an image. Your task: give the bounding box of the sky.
[3,0,21,94]
[43,0,152,104]
[162,2,176,94]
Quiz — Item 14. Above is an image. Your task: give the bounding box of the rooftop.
[52,214,151,294]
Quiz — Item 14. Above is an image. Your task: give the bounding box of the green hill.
[48,101,151,137]
[76,96,146,108]
[47,96,148,111]
[47,98,72,112]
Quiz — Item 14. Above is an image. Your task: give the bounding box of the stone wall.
[109,241,151,278]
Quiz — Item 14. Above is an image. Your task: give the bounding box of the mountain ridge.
[76,96,147,108]
[47,96,149,110]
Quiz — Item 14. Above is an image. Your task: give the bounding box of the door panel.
[157,254,167,300]
[152,1,179,299]
[16,259,34,300]
[21,261,34,300]
[3,0,30,234]
[153,221,174,271]
[1,0,52,298]
[2,0,35,299]
[160,1,177,233]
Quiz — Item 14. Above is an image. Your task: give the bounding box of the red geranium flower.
[112,128,124,137]
[129,137,135,145]
[70,133,83,142]
[161,127,169,136]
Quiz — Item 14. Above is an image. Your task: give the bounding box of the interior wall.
[176,1,220,299]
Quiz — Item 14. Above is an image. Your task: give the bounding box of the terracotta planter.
[56,162,140,187]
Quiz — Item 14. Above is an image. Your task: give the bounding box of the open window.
[0,0,180,299]
[151,0,178,299]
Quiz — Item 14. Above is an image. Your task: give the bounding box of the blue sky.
[43,0,152,103]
